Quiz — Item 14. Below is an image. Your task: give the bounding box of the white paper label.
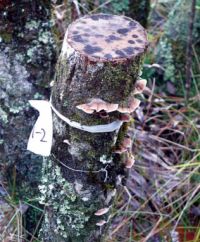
[27,100,53,156]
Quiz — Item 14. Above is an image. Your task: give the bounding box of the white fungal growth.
[63,139,71,145]
[94,207,110,216]
[100,155,112,164]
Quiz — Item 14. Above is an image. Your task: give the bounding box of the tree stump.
[40,14,148,242]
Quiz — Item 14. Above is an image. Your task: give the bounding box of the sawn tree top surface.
[67,13,148,62]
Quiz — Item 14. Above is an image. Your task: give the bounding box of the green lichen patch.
[39,158,94,240]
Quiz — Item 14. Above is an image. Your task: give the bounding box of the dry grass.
[106,87,200,241]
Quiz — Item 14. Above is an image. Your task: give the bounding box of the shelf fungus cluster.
[76,79,146,116]
[76,98,118,114]
[75,77,147,170]
[114,136,135,169]
[76,96,141,115]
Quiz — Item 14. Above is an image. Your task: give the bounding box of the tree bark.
[39,13,148,241]
[0,0,56,238]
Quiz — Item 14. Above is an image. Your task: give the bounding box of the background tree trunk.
[0,0,56,238]
[39,14,148,241]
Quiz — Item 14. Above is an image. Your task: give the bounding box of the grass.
[106,85,200,241]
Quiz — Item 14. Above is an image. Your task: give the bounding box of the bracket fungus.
[121,137,132,149]
[125,153,135,169]
[76,98,118,114]
[94,207,110,216]
[114,137,132,154]
[96,220,107,226]
[117,98,140,114]
[114,146,127,154]
[133,79,147,94]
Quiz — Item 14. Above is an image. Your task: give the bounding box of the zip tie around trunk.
[50,102,123,133]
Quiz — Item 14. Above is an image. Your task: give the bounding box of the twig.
[72,0,81,19]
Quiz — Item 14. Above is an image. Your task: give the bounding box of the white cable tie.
[50,102,123,133]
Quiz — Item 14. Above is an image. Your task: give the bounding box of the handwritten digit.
[40,128,47,142]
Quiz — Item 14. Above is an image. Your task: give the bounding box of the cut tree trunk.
[39,13,148,242]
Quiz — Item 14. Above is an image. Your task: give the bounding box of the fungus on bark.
[133,79,147,94]
[117,98,141,114]
[76,98,118,113]
[121,137,132,149]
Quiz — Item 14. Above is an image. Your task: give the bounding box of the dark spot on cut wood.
[91,55,100,59]
[83,33,90,37]
[134,47,143,52]
[132,34,138,38]
[95,34,104,38]
[104,54,112,59]
[83,45,102,55]
[136,39,143,43]
[91,15,100,21]
[115,50,127,58]
[83,28,92,33]
[117,28,129,34]
[128,40,135,44]
[105,35,121,42]
[73,35,85,43]
[123,47,134,55]
[129,21,137,27]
